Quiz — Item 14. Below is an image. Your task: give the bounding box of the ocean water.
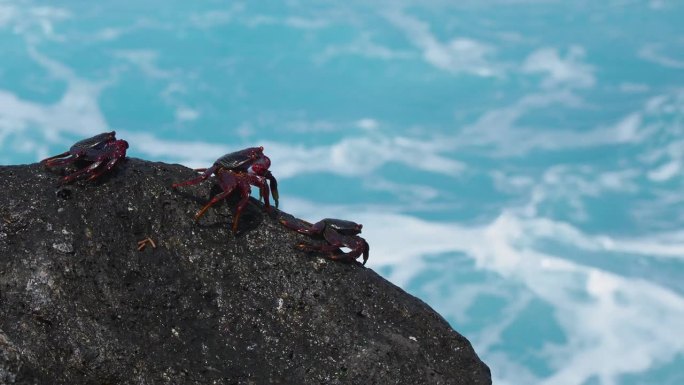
[1,0,683,384]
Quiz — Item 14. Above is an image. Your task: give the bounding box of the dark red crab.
[280,216,369,265]
[172,146,279,233]
[41,131,129,183]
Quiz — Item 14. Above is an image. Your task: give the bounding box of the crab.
[41,131,129,183]
[280,216,369,265]
[172,146,279,233]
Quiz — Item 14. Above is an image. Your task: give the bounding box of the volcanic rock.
[0,159,491,385]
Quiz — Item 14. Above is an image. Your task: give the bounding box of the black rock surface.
[0,159,491,385]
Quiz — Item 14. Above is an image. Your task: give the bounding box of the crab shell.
[69,131,117,153]
[214,146,269,172]
[321,218,363,236]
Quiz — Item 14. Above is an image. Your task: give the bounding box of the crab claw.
[265,170,279,208]
[360,239,369,265]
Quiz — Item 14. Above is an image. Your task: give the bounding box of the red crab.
[172,146,279,233]
[41,131,129,183]
[280,216,369,265]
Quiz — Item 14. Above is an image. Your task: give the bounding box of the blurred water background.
[2,1,684,384]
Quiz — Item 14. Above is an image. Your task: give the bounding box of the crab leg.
[295,242,341,252]
[194,190,232,221]
[193,170,238,221]
[86,157,121,181]
[61,160,104,183]
[230,180,252,233]
[172,166,216,189]
[265,171,279,208]
[353,240,370,265]
[40,151,71,164]
[246,174,271,211]
[258,177,271,211]
[294,241,368,265]
[329,247,368,265]
[43,154,83,167]
[280,218,325,236]
[324,227,369,265]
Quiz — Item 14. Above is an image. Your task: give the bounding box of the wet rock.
[0,159,491,385]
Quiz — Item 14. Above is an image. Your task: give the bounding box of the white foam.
[649,160,681,182]
[455,91,651,156]
[0,3,70,42]
[189,5,244,29]
[0,4,16,27]
[315,35,413,64]
[115,132,465,179]
[93,27,125,41]
[112,50,175,79]
[523,46,596,89]
[639,43,684,69]
[242,14,329,30]
[356,118,379,131]
[384,10,503,77]
[0,48,109,157]
[175,107,200,122]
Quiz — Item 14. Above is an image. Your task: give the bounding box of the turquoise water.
[2,1,684,383]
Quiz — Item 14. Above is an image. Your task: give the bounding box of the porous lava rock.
[0,159,491,385]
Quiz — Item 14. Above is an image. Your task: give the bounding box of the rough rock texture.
[0,159,491,385]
